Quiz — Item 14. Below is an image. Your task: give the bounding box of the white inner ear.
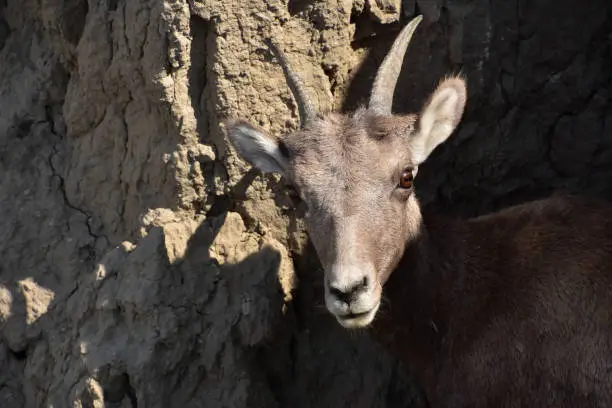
[412,87,462,165]
[228,123,288,175]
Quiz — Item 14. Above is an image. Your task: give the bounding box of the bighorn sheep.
[225,15,612,407]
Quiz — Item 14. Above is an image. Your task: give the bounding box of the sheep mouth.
[334,303,380,329]
[346,311,370,319]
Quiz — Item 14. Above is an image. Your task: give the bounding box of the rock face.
[1,0,611,406]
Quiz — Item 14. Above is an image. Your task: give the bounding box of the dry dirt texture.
[1,0,611,407]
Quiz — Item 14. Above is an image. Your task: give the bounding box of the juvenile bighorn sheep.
[226,15,612,407]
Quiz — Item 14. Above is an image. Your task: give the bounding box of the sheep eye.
[398,168,413,189]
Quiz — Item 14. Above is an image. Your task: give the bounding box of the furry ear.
[225,119,288,175]
[410,77,467,164]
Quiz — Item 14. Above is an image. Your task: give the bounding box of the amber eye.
[399,169,414,189]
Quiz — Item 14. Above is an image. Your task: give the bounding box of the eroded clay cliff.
[1,0,611,407]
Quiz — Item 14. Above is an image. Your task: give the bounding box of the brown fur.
[373,195,612,407]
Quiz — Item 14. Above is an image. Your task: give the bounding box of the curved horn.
[369,15,424,115]
[266,39,316,128]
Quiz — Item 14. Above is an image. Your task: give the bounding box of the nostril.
[360,276,369,290]
[329,276,371,303]
[329,286,346,302]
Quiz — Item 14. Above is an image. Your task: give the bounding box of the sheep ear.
[225,120,288,175]
[410,77,467,165]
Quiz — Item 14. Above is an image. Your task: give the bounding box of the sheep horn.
[266,39,317,128]
[369,15,424,115]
